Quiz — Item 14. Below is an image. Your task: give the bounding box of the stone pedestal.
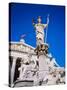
[38,55,49,82]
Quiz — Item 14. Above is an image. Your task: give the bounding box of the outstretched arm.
[44,24,48,28]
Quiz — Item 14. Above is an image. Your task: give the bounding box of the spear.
[45,14,49,43]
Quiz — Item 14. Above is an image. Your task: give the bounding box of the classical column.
[18,59,24,80]
[11,57,17,87]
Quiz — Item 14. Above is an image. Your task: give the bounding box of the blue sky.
[9,3,65,67]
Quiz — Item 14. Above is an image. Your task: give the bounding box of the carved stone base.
[34,44,49,57]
